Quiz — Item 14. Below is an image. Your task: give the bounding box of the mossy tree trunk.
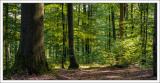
[67,3,79,69]
[12,3,49,75]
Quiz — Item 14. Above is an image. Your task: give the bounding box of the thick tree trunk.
[68,3,79,69]
[153,3,157,77]
[120,3,124,38]
[12,3,49,75]
[5,3,10,70]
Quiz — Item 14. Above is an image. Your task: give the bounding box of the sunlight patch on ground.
[100,75,120,80]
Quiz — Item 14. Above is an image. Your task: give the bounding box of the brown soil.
[3,66,157,80]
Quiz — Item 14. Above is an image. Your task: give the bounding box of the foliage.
[3,3,155,70]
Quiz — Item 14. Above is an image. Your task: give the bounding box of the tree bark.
[109,8,111,50]
[144,4,148,57]
[153,3,157,77]
[68,3,79,69]
[12,3,49,75]
[62,3,66,69]
[120,3,124,38]
[111,6,116,41]
[131,3,134,30]
[5,3,10,70]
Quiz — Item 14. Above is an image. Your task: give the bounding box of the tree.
[120,3,124,38]
[4,3,10,70]
[12,3,49,75]
[111,6,116,41]
[108,7,111,50]
[131,3,134,30]
[68,3,79,69]
[62,3,66,69]
[153,3,157,77]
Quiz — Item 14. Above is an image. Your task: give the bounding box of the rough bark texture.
[12,3,49,75]
[68,3,79,69]
[4,3,10,70]
[153,3,157,77]
[120,3,124,38]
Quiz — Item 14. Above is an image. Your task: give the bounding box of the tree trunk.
[76,3,80,61]
[131,3,134,30]
[62,3,66,69]
[111,6,116,41]
[124,3,128,36]
[144,4,148,58]
[120,3,124,38]
[109,8,111,50]
[82,39,85,62]
[4,3,10,70]
[68,3,79,69]
[153,3,157,77]
[12,3,49,75]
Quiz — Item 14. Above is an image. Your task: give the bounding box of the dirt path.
[4,66,157,80]
[55,66,156,80]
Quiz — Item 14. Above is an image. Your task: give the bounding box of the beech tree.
[68,3,79,69]
[12,3,49,74]
[120,3,124,38]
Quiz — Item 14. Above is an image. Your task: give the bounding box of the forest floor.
[3,65,157,80]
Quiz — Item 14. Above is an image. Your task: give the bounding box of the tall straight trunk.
[153,3,157,77]
[140,4,143,38]
[62,3,66,69]
[109,8,111,50]
[120,3,124,38]
[144,4,148,57]
[86,3,90,63]
[131,3,134,30]
[125,3,128,36]
[68,3,79,69]
[142,4,146,58]
[140,4,144,58]
[82,3,86,63]
[4,3,10,70]
[111,7,116,41]
[82,39,84,61]
[12,3,49,75]
[77,3,80,61]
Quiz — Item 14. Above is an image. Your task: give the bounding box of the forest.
[3,3,157,80]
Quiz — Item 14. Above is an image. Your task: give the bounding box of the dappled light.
[3,2,157,81]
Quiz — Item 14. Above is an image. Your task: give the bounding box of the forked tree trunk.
[12,3,49,75]
[68,3,79,69]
